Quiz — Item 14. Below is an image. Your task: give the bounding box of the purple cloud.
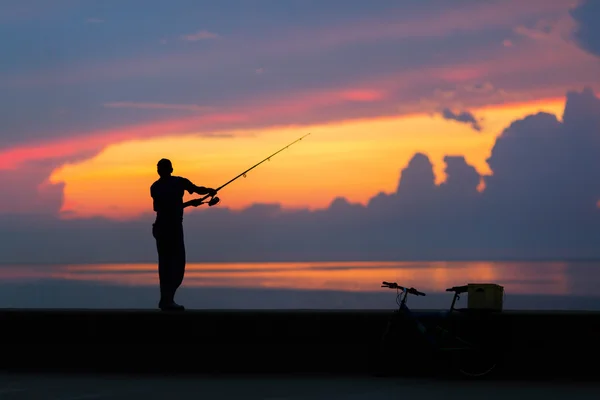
[441,108,482,131]
[570,0,600,57]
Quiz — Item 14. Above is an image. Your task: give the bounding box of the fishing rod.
[186,132,311,208]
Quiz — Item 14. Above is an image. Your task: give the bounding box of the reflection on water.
[1,260,597,297]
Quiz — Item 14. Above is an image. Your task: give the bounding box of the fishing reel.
[188,195,220,208]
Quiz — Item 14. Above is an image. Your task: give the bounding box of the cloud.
[0,160,64,215]
[570,0,600,57]
[180,30,219,41]
[103,102,214,113]
[463,82,497,94]
[0,111,249,170]
[2,1,574,91]
[296,0,568,53]
[440,108,482,131]
[1,0,594,157]
[1,88,599,263]
[0,85,387,170]
[514,20,555,40]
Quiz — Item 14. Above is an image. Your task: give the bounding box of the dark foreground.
[1,309,599,381]
[1,373,600,400]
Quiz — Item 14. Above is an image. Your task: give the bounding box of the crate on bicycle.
[467,283,504,311]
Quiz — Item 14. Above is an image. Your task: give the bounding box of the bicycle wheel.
[454,345,498,378]
[377,315,402,372]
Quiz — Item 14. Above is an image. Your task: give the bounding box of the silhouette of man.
[151,158,216,311]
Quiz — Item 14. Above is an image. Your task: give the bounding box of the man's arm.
[181,178,217,196]
[193,185,216,195]
[183,198,202,208]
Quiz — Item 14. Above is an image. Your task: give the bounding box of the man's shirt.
[151,176,195,224]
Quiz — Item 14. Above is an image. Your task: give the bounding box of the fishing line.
[190,132,312,207]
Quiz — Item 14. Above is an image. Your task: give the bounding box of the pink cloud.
[339,90,385,102]
[0,112,247,170]
[234,87,389,119]
[0,86,386,170]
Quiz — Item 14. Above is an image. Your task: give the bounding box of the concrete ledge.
[1,309,599,380]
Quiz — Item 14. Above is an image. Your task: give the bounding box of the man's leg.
[155,223,185,311]
[170,224,186,307]
[154,223,175,308]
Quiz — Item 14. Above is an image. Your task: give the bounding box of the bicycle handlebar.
[381,281,426,296]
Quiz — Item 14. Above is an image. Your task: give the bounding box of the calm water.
[1,261,600,310]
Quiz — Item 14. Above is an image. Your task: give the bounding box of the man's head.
[157,158,173,177]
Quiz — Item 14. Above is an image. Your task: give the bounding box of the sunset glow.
[0,261,571,296]
[48,98,566,219]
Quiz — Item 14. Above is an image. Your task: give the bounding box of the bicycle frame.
[380,282,499,378]
[387,286,474,352]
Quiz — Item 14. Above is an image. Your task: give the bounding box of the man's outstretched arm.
[192,185,217,196]
[181,178,217,196]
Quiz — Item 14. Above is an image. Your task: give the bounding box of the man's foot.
[159,301,185,311]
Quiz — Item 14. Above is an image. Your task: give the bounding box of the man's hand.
[186,199,204,208]
[206,188,217,197]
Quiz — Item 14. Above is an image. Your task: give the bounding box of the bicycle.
[378,281,500,378]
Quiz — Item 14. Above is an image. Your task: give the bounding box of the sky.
[1,0,600,263]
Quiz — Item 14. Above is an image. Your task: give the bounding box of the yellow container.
[467,283,504,311]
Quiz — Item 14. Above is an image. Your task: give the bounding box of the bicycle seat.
[446,285,468,294]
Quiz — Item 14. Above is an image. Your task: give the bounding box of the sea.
[1,260,600,310]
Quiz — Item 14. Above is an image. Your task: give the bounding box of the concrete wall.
[1,309,599,379]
